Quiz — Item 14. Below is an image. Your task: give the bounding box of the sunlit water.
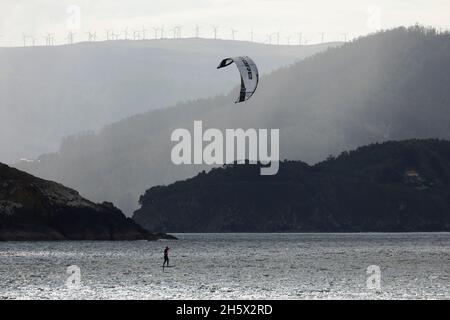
[0,233,449,299]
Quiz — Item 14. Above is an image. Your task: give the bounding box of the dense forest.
[133,139,450,232]
[18,26,450,214]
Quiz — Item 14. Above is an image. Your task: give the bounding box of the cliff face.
[0,163,169,240]
[133,140,450,232]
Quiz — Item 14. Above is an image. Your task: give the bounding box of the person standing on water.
[163,246,170,267]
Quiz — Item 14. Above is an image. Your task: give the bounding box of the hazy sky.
[1,0,449,46]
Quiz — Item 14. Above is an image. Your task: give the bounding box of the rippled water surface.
[0,233,449,299]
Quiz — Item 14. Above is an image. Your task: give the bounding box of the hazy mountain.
[0,38,336,163]
[17,26,450,214]
[134,139,450,232]
[0,162,174,240]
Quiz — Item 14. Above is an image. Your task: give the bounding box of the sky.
[0,0,449,46]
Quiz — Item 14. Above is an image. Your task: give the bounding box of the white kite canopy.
[217,56,259,103]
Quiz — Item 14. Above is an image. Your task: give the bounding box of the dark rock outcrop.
[0,163,174,240]
[133,139,450,232]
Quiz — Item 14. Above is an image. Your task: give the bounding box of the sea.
[0,233,449,299]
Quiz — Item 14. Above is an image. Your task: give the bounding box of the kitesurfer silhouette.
[163,246,170,267]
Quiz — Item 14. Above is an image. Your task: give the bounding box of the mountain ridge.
[133,139,450,232]
[17,26,450,214]
[1,38,336,163]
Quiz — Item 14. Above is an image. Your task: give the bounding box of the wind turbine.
[86,30,96,41]
[152,27,159,39]
[24,34,37,46]
[212,26,219,39]
[296,32,302,45]
[67,31,76,44]
[48,33,55,45]
[286,35,291,45]
[105,29,112,41]
[112,30,120,40]
[230,28,238,40]
[194,25,200,38]
[170,27,177,39]
[122,28,128,40]
[319,32,325,44]
[272,32,280,45]
[43,33,55,46]
[160,26,165,39]
[142,26,148,40]
[175,25,182,38]
[133,30,141,40]
[110,30,118,40]
[341,33,348,42]
[249,29,254,42]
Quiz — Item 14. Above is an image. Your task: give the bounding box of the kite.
[217,56,259,103]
